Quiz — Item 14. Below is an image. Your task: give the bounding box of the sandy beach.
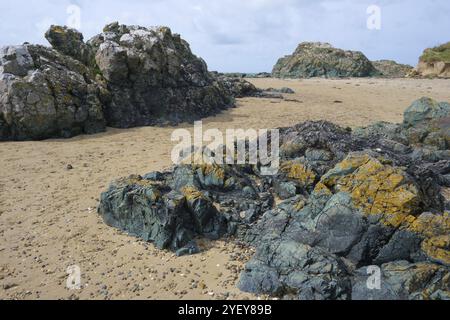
[1,77,449,300]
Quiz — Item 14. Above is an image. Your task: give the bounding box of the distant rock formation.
[372,60,413,78]
[410,42,450,78]
[272,42,378,78]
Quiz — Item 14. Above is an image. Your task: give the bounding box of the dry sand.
[1,78,449,300]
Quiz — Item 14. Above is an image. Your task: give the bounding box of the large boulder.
[272,42,378,78]
[0,44,106,141]
[98,174,228,251]
[402,97,450,149]
[98,163,274,251]
[2,23,263,140]
[83,22,233,127]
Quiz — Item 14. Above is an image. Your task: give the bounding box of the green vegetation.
[420,42,450,63]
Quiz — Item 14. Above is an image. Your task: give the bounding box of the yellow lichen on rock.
[384,262,448,299]
[313,182,332,194]
[115,175,162,202]
[181,185,205,202]
[280,160,316,188]
[421,235,450,266]
[320,153,421,228]
[407,212,450,238]
[200,164,226,181]
[407,212,450,266]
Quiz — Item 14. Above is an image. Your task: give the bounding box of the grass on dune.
[421,42,450,63]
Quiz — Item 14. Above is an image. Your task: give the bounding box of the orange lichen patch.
[121,175,154,187]
[383,262,448,299]
[181,186,205,202]
[200,164,226,181]
[320,153,421,228]
[422,235,450,266]
[407,212,450,238]
[50,26,66,34]
[116,175,162,202]
[293,198,306,211]
[313,182,332,195]
[280,160,316,188]
[407,212,450,266]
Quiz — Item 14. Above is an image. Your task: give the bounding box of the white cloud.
[0,0,449,72]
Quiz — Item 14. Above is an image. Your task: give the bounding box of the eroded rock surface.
[372,60,413,78]
[99,97,450,300]
[0,44,106,140]
[88,23,237,127]
[1,23,262,140]
[272,42,378,78]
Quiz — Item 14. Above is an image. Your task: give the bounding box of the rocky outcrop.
[83,23,235,127]
[211,73,261,98]
[0,44,106,140]
[272,42,378,78]
[1,23,265,141]
[411,42,450,78]
[372,60,413,78]
[99,97,450,300]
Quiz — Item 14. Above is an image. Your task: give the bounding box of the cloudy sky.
[0,0,449,72]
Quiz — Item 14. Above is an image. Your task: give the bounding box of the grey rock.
[98,175,227,251]
[85,23,234,128]
[45,25,94,67]
[0,44,106,140]
[372,60,413,78]
[403,97,450,128]
[238,241,351,300]
[273,42,378,78]
[352,261,450,300]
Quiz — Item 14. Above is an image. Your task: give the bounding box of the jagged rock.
[355,97,450,160]
[83,22,234,127]
[252,72,272,78]
[45,25,94,67]
[272,42,378,78]
[399,97,450,150]
[98,162,274,251]
[238,241,352,300]
[318,152,422,228]
[98,175,228,251]
[0,44,106,141]
[406,212,450,266]
[372,60,413,78]
[412,42,450,78]
[3,23,268,140]
[352,261,450,300]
